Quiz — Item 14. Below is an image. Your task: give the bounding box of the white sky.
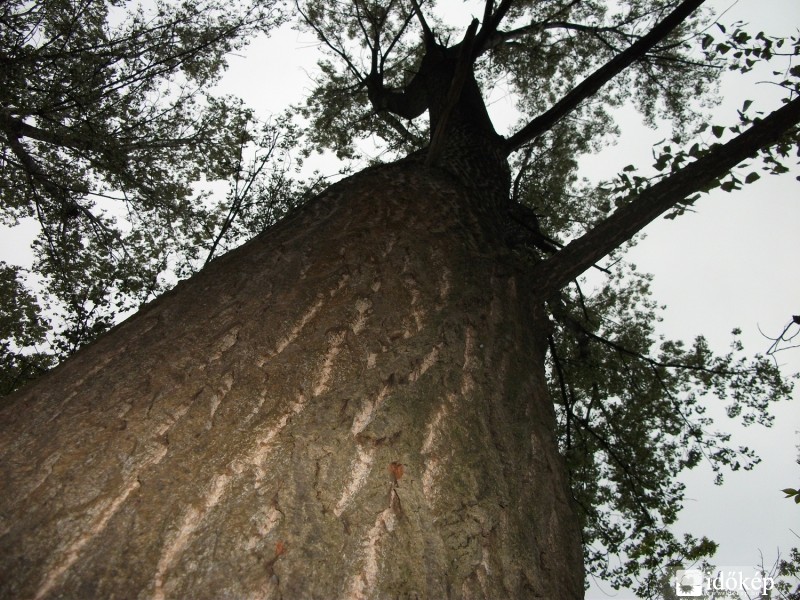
[1,0,797,597]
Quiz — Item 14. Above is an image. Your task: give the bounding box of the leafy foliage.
[0,262,54,395]
[0,0,293,369]
[546,264,792,595]
[293,0,432,159]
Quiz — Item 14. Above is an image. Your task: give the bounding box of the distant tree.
[0,0,798,598]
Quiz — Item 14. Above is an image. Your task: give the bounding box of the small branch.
[762,315,800,359]
[295,2,364,82]
[378,112,422,145]
[409,0,435,48]
[569,404,657,525]
[381,8,416,73]
[548,334,574,451]
[473,0,513,54]
[482,21,634,54]
[584,324,746,378]
[352,0,375,57]
[511,145,534,204]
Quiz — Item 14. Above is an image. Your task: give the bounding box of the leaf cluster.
[0,0,293,381]
[0,262,54,395]
[546,264,793,595]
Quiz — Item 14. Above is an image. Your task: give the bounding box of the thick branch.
[482,21,635,54]
[2,124,70,202]
[366,78,429,120]
[426,19,480,166]
[531,96,800,299]
[1,111,93,153]
[1,110,196,154]
[504,0,705,154]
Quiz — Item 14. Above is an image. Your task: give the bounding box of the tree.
[0,0,798,597]
[0,0,289,381]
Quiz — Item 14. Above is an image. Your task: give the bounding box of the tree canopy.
[2,0,799,596]
[0,0,297,384]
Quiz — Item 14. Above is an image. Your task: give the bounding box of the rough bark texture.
[0,158,583,598]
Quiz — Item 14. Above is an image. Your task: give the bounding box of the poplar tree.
[1,0,798,597]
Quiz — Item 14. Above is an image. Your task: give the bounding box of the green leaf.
[744,172,760,184]
[712,125,725,138]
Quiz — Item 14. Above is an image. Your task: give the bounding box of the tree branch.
[1,110,198,154]
[295,2,364,82]
[531,96,800,299]
[409,0,435,49]
[378,112,422,145]
[473,0,513,55]
[2,123,71,202]
[504,0,706,154]
[482,21,636,54]
[426,19,480,166]
[381,7,416,73]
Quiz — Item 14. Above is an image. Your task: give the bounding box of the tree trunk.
[0,157,584,598]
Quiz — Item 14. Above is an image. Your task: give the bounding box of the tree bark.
[0,158,584,598]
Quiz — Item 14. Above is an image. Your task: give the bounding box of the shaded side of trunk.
[0,159,583,599]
